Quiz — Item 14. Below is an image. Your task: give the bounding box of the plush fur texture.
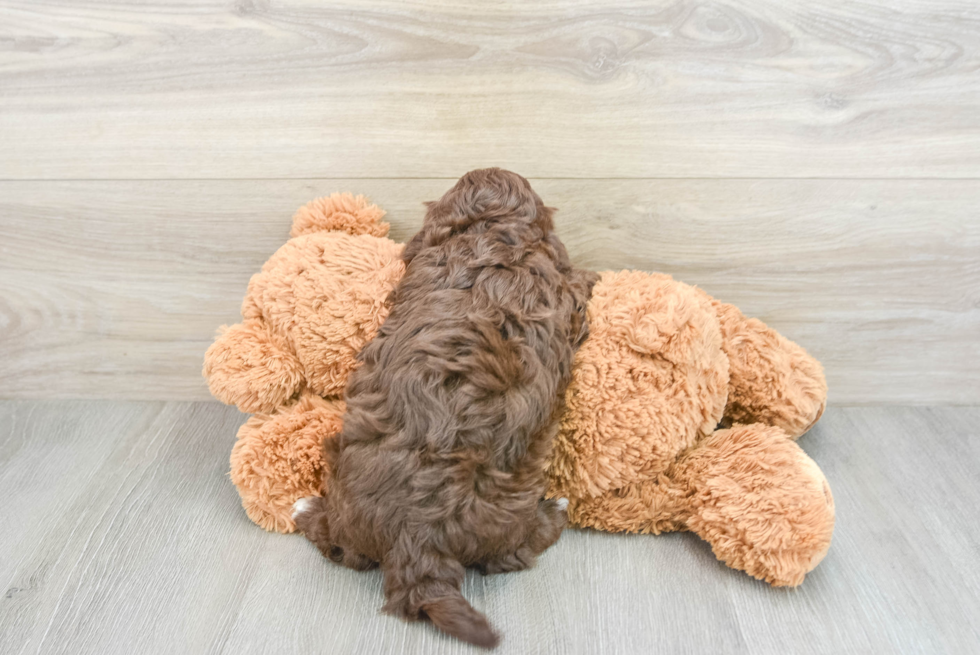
[203,193,404,413]
[205,185,834,598]
[547,270,731,500]
[566,423,834,586]
[712,299,828,437]
[291,170,596,648]
[230,392,345,532]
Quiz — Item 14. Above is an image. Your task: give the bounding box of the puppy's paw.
[292,496,316,520]
[292,495,328,538]
[546,497,570,532]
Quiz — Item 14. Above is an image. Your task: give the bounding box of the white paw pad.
[556,498,569,511]
[292,497,315,520]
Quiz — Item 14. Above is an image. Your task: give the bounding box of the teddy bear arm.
[667,423,835,586]
[202,319,305,414]
[712,300,827,439]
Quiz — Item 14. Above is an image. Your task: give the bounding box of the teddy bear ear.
[290,193,391,239]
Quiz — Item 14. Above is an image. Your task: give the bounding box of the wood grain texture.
[2,179,977,404]
[0,401,256,654]
[1,0,980,179]
[1,402,978,653]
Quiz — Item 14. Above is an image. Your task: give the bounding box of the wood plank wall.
[1,1,978,403]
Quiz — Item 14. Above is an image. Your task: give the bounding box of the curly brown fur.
[294,169,597,648]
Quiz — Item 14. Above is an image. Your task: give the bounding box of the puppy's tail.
[383,537,500,649]
[420,590,499,649]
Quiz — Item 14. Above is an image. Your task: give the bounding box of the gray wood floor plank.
[1,402,978,654]
[0,401,258,654]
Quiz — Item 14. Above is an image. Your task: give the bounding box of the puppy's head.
[432,167,553,230]
[402,168,555,264]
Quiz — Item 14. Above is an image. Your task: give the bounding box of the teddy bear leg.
[203,319,305,414]
[667,423,835,586]
[564,423,834,586]
[230,392,345,533]
[712,301,827,439]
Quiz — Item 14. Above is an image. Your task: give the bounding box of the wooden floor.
[1,402,978,654]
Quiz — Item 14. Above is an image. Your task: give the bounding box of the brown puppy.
[293,169,597,648]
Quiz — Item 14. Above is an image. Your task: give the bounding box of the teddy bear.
[203,193,834,587]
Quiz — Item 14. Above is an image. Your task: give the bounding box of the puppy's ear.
[402,230,424,265]
[402,202,439,265]
[568,269,599,348]
[535,204,557,232]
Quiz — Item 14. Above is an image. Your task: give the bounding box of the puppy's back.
[330,169,596,648]
[349,169,585,462]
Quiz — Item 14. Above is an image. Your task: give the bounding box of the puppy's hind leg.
[479,497,568,575]
[528,497,568,554]
[292,496,377,571]
[293,495,333,553]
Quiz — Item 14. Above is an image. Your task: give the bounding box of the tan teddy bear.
[204,194,834,587]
